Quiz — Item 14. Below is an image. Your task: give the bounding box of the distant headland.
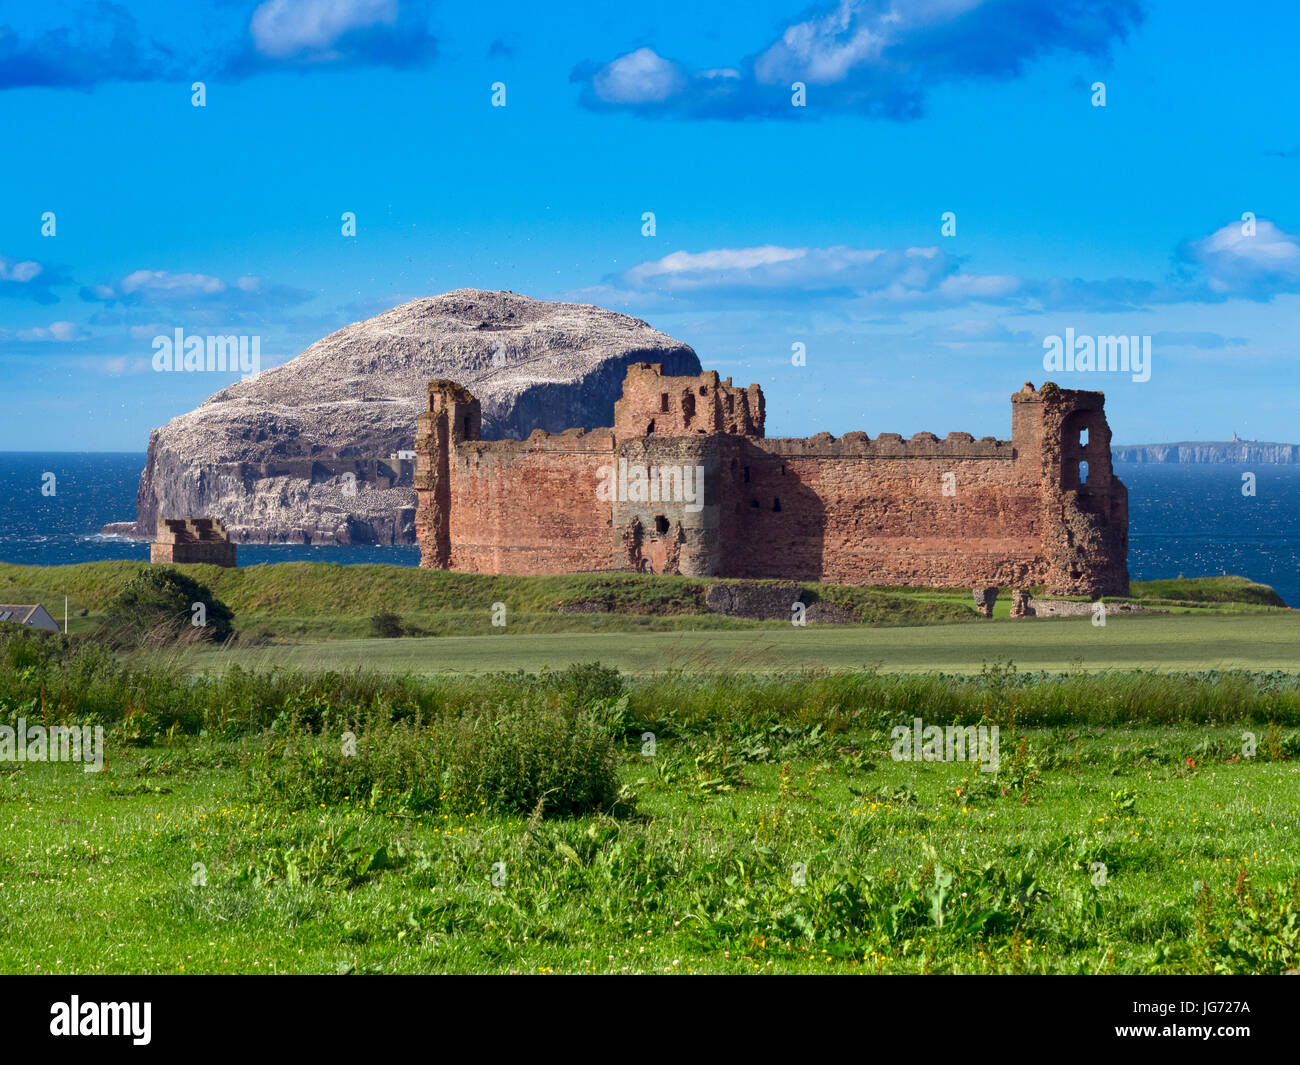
[1112,438,1300,464]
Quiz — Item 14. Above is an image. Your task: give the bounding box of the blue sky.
[2,0,1299,450]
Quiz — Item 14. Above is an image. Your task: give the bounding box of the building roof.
[0,605,42,623]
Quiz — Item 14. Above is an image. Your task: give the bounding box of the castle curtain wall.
[415,369,1130,596]
[445,432,615,574]
[717,437,1044,587]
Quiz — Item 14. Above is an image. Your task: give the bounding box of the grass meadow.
[2,625,1299,974]
[177,611,1300,676]
[1,565,1297,975]
[4,721,1297,975]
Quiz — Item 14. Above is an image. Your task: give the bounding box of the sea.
[1,452,1297,606]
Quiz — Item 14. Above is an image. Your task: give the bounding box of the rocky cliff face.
[102,290,701,545]
[1113,442,1300,463]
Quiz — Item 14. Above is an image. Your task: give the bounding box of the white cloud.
[3,320,87,342]
[577,0,1141,120]
[250,0,398,60]
[1186,219,1300,296]
[623,245,808,287]
[610,243,977,304]
[82,268,313,315]
[0,257,42,283]
[120,270,228,297]
[592,48,687,104]
[754,0,889,85]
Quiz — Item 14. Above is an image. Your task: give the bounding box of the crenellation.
[150,517,237,567]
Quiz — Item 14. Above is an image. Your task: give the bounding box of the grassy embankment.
[1,560,1290,674]
[0,561,1285,634]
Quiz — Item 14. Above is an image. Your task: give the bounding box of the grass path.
[182,611,1300,675]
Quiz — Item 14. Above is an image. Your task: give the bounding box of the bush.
[250,696,622,818]
[103,568,234,645]
[537,661,625,709]
[441,704,621,816]
[369,612,404,638]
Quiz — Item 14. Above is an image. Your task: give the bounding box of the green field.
[175,611,1300,675]
[3,563,1298,975]
[2,660,1298,975]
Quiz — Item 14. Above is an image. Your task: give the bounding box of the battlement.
[613,362,764,438]
[151,517,237,567]
[760,431,1013,460]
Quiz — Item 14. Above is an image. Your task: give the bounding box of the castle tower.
[1012,382,1128,597]
[613,363,765,439]
[414,380,480,569]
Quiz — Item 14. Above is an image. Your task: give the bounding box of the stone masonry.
[414,365,1129,597]
[150,517,237,567]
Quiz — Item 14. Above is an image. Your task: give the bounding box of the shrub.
[537,661,625,709]
[251,710,444,812]
[1174,875,1300,974]
[369,612,404,638]
[441,704,621,816]
[102,568,234,645]
[251,696,622,818]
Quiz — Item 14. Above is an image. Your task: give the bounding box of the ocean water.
[1123,462,1300,607]
[0,453,1296,605]
[0,453,421,569]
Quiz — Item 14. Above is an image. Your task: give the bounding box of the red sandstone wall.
[718,440,1047,586]
[443,431,616,574]
[149,542,237,566]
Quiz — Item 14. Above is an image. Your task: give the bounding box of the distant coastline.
[1112,441,1300,463]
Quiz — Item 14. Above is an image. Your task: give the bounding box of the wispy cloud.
[0,254,69,304]
[79,269,314,315]
[573,0,1146,120]
[584,219,1300,315]
[581,242,1020,310]
[0,321,88,343]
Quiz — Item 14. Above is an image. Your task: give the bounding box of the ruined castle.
[414,364,1129,597]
